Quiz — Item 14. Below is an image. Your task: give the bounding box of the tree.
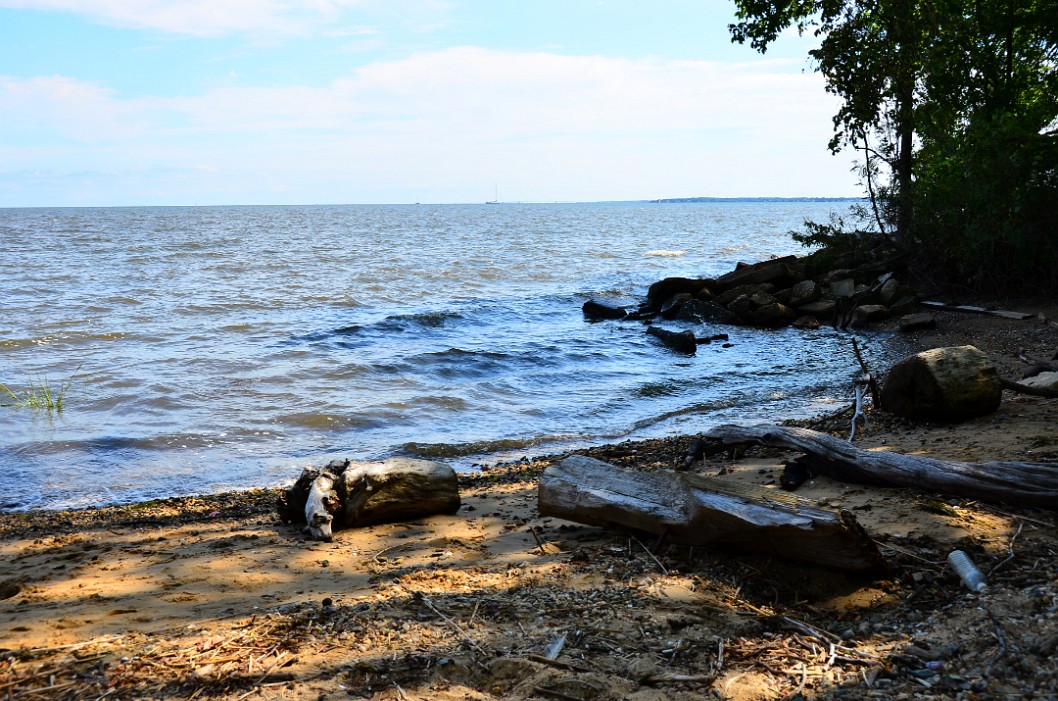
[730,0,923,242]
[731,0,1058,292]
[912,0,1058,289]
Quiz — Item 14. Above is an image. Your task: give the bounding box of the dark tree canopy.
[731,0,1058,291]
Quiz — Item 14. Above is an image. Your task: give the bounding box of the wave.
[644,249,687,257]
[401,436,545,459]
[380,310,463,329]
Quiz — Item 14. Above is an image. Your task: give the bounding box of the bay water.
[0,202,909,510]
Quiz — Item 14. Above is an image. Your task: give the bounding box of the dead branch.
[703,424,1058,509]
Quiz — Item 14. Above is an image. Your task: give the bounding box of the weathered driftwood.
[919,300,1035,320]
[701,424,1058,509]
[1001,376,1058,399]
[336,458,460,527]
[880,345,1001,422]
[304,472,338,540]
[582,299,627,321]
[646,326,697,355]
[278,458,461,539]
[538,455,887,572]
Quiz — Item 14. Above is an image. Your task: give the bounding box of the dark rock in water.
[748,302,795,328]
[713,255,801,291]
[878,276,902,305]
[623,308,657,322]
[853,304,890,324]
[889,294,918,317]
[899,313,937,332]
[695,286,715,301]
[646,326,697,355]
[727,294,754,321]
[792,316,821,330]
[696,333,730,344]
[582,299,627,320]
[714,283,775,307]
[660,292,694,319]
[787,279,820,307]
[748,291,778,308]
[829,278,856,298]
[646,277,713,310]
[675,299,738,325]
[797,299,837,320]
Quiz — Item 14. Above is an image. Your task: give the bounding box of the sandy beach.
[2,299,1057,700]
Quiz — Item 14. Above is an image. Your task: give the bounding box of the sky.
[0,1,862,206]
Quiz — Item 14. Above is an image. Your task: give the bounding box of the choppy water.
[0,202,909,510]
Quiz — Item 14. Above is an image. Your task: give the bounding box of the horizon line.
[0,196,862,209]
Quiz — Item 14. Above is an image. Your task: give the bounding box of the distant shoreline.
[645,196,861,204]
[2,197,863,210]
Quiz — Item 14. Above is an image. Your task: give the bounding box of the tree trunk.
[880,345,1001,421]
[336,458,461,527]
[701,424,1058,509]
[538,455,887,572]
[278,458,461,536]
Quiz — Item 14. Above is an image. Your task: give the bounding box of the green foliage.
[792,217,899,277]
[730,0,1058,292]
[910,0,1058,291]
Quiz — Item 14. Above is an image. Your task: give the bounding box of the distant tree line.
[731,0,1058,292]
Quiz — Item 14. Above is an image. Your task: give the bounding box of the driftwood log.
[278,458,461,539]
[919,300,1035,320]
[702,424,1058,509]
[538,455,887,572]
[880,345,1001,422]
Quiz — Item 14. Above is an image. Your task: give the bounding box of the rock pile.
[583,250,924,353]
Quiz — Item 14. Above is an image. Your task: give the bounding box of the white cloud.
[0,48,857,204]
[0,0,445,37]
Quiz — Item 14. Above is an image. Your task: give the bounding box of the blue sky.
[0,1,861,206]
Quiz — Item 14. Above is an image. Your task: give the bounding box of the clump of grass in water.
[1,375,73,412]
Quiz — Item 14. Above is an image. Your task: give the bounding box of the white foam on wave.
[643,249,686,257]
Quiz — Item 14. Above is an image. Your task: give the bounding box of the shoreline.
[2,298,1057,699]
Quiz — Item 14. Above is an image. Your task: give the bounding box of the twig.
[773,616,877,660]
[252,650,289,686]
[526,655,591,673]
[528,526,548,554]
[415,593,486,655]
[988,520,1023,576]
[632,536,668,575]
[1000,376,1058,398]
[373,544,408,563]
[851,337,881,408]
[25,634,127,654]
[983,607,1008,677]
[979,504,1055,529]
[640,672,718,685]
[850,383,869,442]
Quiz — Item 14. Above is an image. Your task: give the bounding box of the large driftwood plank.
[919,300,1035,320]
[538,455,886,572]
[703,424,1058,509]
